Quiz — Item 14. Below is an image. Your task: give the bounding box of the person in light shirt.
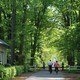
[48,60,53,73]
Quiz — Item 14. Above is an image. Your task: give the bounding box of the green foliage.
[0,65,4,72]
[15,66,24,75]
[54,23,80,65]
[1,0,80,68]
[4,67,16,78]
[68,70,80,74]
[1,66,24,80]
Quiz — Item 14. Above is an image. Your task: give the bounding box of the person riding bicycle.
[48,60,53,74]
[54,61,59,73]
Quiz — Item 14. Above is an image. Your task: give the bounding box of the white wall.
[0,45,7,65]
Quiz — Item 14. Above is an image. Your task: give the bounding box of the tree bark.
[30,31,37,66]
[0,7,2,22]
[30,4,47,66]
[18,1,28,64]
[11,0,16,65]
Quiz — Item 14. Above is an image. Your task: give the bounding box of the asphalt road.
[25,70,66,80]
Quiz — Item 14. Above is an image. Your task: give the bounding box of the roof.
[0,39,10,48]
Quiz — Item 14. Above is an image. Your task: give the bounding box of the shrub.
[15,65,24,75]
[0,65,24,80]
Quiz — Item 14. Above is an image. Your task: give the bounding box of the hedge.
[0,65,24,80]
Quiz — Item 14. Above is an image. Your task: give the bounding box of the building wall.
[0,45,7,65]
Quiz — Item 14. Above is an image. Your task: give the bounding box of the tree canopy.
[0,0,80,67]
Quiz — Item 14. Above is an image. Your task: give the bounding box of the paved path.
[25,70,68,80]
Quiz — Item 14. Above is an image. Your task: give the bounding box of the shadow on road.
[28,70,79,80]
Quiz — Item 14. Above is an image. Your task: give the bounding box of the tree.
[11,0,16,65]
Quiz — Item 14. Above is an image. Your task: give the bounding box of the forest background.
[0,0,80,67]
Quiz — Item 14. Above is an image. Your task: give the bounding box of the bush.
[68,70,80,73]
[0,65,24,80]
[64,68,80,73]
[4,66,16,78]
[15,65,24,75]
[0,65,4,80]
[0,65,4,71]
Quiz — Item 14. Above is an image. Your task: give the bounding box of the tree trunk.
[18,1,27,64]
[0,7,4,39]
[11,0,16,65]
[30,32,37,66]
[79,10,80,22]
[67,52,75,66]
[62,12,70,28]
[0,7,1,22]
[30,4,47,66]
[76,11,80,66]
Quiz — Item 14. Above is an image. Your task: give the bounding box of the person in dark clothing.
[62,62,64,71]
[48,60,53,73]
[43,61,45,69]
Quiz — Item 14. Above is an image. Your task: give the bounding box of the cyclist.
[54,61,59,73]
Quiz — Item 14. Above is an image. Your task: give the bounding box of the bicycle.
[55,67,58,73]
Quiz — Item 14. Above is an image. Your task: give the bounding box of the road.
[25,70,70,80]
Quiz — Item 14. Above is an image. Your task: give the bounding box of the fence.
[68,66,80,71]
[29,66,65,71]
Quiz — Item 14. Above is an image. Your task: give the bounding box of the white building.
[0,39,9,65]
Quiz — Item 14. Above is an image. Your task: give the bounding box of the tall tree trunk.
[30,31,37,66]
[77,50,80,66]
[67,53,74,66]
[0,7,4,39]
[11,0,16,65]
[18,1,27,64]
[0,7,1,22]
[30,33,33,65]
[30,4,47,66]
[79,10,80,22]
[77,14,80,66]
[62,12,70,28]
